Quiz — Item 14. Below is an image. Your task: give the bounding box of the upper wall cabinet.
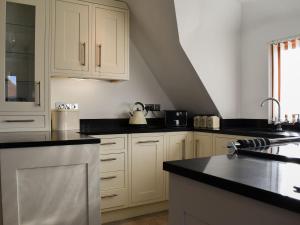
[0,0,49,132]
[53,0,90,73]
[50,0,129,81]
[94,6,128,78]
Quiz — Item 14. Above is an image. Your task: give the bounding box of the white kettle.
[129,102,148,126]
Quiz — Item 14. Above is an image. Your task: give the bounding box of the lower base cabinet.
[93,134,129,212]
[194,132,252,157]
[165,132,193,199]
[214,135,238,155]
[130,134,165,205]
[100,131,254,223]
[214,134,252,155]
[194,132,214,157]
[0,144,100,225]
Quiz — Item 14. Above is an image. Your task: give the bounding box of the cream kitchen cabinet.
[194,132,214,157]
[213,134,252,155]
[50,0,129,81]
[0,0,49,132]
[130,133,165,205]
[0,144,100,225]
[92,134,129,212]
[166,132,194,161]
[52,0,90,73]
[93,5,129,80]
[193,133,251,157]
[165,132,193,199]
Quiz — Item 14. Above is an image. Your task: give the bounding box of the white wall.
[174,0,242,119]
[240,0,300,119]
[125,0,219,116]
[51,42,175,119]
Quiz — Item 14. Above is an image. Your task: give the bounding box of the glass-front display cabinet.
[0,0,45,113]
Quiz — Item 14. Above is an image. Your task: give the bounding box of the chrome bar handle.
[96,44,102,67]
[182,139,186,160]
[137,140,159,144]
[4,120,35,123]
[100,158,117,162]
[101,176,117,180]
[80,42,86,66]
[101,194,118,199]
[100,142,117,146]
[35,81,40,106]
[195,140,199,157]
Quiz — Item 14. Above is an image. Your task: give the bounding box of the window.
[5,74,17,101]
[271,37,300,122]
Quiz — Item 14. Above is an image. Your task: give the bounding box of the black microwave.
[165,110,188,127]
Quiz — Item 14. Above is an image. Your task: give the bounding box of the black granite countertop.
[163,155,300,213]
[79,119,300,138]
[80,125,300,139]
[0,131,100,149]
[194,127,300,138]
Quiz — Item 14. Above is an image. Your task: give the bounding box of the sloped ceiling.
[124,0,219,116]
[174,0,242,119]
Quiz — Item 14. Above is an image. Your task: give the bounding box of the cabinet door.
[167,132,193,161]
[165,132,193,199]
[0,0,45,112]
[0,144,100,225]
[214,135,239,155]
[54,0,89,72]
[214,135,253,155]
[94,6,127,77]
[194,132,213,158]
[131,135,164,204]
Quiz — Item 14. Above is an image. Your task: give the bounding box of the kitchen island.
[0,131,101,225]
[164,154,300,225]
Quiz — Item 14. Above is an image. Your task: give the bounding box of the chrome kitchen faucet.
[260,97,283,131]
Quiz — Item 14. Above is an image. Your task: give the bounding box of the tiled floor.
[104,211,168,225]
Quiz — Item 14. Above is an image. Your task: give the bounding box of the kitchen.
[0,0,300,225]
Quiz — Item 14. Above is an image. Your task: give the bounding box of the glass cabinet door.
[5,2,35,103]
[0,0,45,112]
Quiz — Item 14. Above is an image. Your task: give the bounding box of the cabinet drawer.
[101,189,127,210]
[100,153,125,173]
[100,171,125,190]
[0,116,45,130]
[100,136,126,152]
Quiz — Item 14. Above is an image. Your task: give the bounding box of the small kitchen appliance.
[129,102,148,126]
[193,116,201,128]
[207,116,220,129]
[199,116,208,128]
[165,110,188,127]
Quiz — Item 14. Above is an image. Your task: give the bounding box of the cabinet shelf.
[6,22,35,29]
[6,51,34,56]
